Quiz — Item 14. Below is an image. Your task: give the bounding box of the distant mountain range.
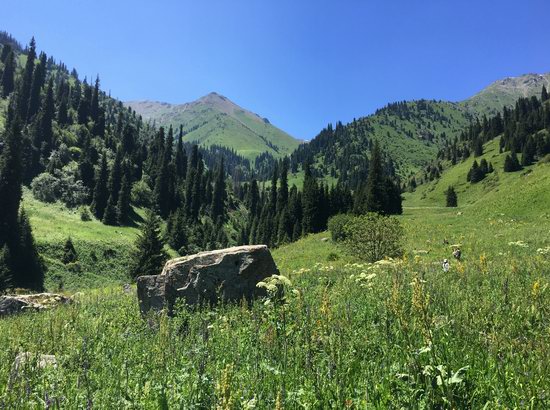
[125,93,301,161]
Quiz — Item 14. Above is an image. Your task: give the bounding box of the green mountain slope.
[403,138,550,219]
[125,93,300,161]
[461,72,550,117]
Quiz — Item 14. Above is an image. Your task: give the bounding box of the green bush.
[342,213,404,262]
[131,179,153,208]
[327,214,353,243]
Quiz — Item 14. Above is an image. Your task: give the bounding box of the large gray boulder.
[137,245,279,315]
[0,293,72,318]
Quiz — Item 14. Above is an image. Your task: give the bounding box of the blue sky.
[2,0,548,140]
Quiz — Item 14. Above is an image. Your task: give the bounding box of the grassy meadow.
[1,140,550,408]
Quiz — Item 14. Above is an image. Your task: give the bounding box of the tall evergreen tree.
[14,209,44,291]
[0,49,15,98]
[27,51,47,121]
[301,162,320,234]
[360,140,387,214]
[277,158,289,214]
[17,37,36,120]
[0,245,12,293]
[128,210,167,280]
[542,85,549,103]
[91,155,109,219]
[211,158,226,220]
[90,76,100,122]
[0,103,23,249]
[116,174,132,225]
[445,186,458,207]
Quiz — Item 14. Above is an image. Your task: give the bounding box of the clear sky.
[2,0,549,140]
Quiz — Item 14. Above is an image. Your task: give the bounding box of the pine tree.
[0,49,15,97]
[301,162,320,234]
[542,85,549,103]
[27,51,47,121]
[14,209,44,291]
[102,195,118,225]
[504,151,522,172]
[277,158,289,214]
[91,155,109,219]
[90,76,100,122]
[0,103,23,249]
[116,174,131,225]
[108,149,123,204]
[445,186,458,207]
[364,141,387,213]
[17,37,36,120]
[211,158,226,220]
[166,208,188,254]
[129,210,167,280]
[174,126,187,180]
[0,245,12,293]
[62,237,78,264]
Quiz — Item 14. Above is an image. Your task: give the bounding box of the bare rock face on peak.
[136,245,279,315]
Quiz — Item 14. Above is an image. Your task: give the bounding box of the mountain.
[461,72,550,117]
[296,72,550,185]
[125,93,301,161]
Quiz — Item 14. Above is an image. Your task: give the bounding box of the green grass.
[1,136,549,407]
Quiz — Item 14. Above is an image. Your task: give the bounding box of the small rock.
[321,237,329,242]
[9,352,57,386]
[0,293,72,318]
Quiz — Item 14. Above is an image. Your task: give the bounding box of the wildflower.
[508,240,528,248]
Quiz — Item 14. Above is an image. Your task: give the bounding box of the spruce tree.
[102,195,118,225]
[504,151,522,172]
[277,158,289,214]
[14,209,44,291]
[62,237,78,264]
[0,49,15,97]
[0,103,23,249]
[17,37,36,120]
[0,245,12,293]
[542,85,549,103]
[211,158,226,220]
[116,174,132,225]
[27,51,47,121]
[363,141,387,214]
[301,162,320,234]
[129,210,167,280]
[91,155,109,219]
[90,76,100,122]
[445,186,458,207]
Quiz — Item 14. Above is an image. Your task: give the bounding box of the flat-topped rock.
[137,245,279,315]
[0,293,72,318]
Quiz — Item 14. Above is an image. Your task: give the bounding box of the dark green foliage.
[211,158,226,220]
[0,245,12,293]
[0,104,23,248]
[166,209,188,254]
[91,156,109,219]
[504,151,522,172]
[327,214,353,242]
[62,237,78,264]
[338,213,404,262]
[0,49,15,97]
[102,195,118,225]
[16,37,36,120]
[129,211,167,280]
[27,52,47,121]
[445,186,458,207]
[116,175,131,225]
[13,209,44,291]
[542,85,549,103]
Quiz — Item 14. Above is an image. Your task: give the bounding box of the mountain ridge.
[125,92,301,161]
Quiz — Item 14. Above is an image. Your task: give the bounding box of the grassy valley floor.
[1,199,549,407]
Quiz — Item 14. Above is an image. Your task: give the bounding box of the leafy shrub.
[30,163,89,208]
[131,179,153,208]
[326,252,340,261]
[342,213,404,262]
[31,173,58,203]
[327,214,354,243]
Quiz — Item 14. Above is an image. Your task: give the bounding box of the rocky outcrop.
[137,245,279,315]
[0,293,72,318]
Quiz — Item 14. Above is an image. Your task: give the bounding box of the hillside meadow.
[1,185,549,408]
